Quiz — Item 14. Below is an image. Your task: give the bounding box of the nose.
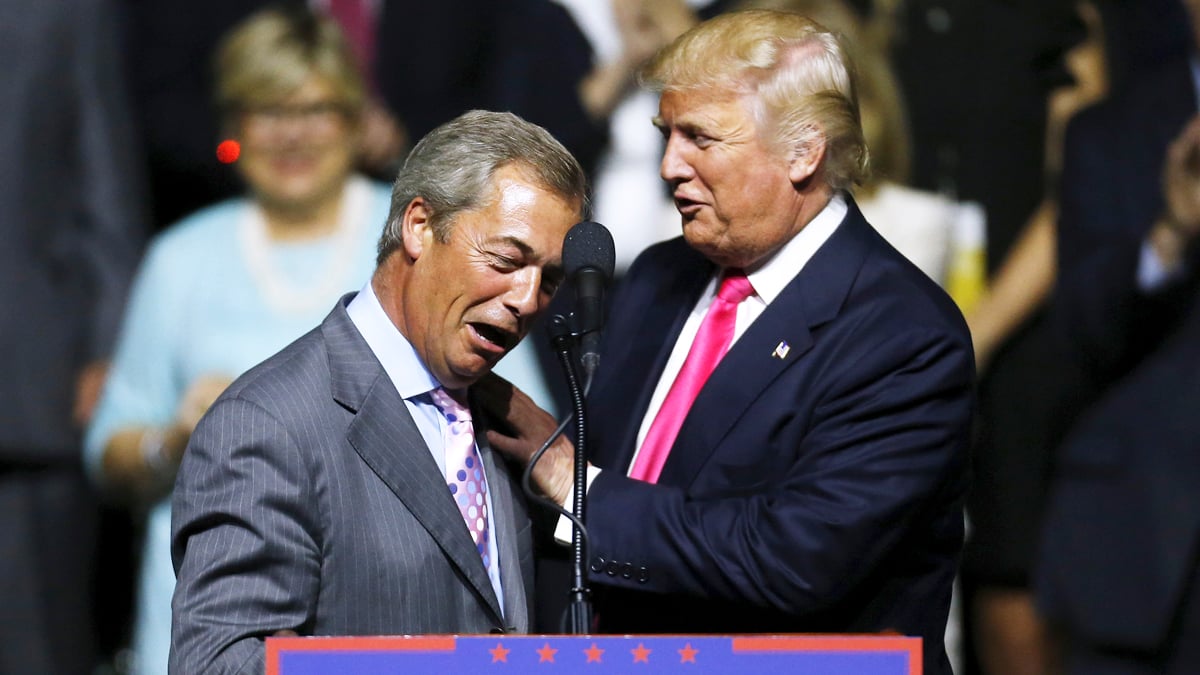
[276,115,307,143]
[504,267,542,321]
[660,133,694,184]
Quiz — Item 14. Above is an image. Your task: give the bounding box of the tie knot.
[717,270,754,304]
[429,387,471,423]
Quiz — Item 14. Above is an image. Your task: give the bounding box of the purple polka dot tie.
[430,388,493,574]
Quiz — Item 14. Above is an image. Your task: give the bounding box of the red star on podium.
[489,643,510,663]
[584,642,604,663]
[631,643,651,663]
[537,643,558,663]
[678,643,699,663]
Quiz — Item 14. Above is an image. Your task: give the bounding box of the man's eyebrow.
[654,116,711,137]
[489,236,534,256]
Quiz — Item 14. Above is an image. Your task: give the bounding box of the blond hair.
[642,10,869,190]
[736,0,911,190]
[215,7,365,116]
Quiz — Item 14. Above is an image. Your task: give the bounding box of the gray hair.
[377,110,588,263]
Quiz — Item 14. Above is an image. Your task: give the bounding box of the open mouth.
[674,195,703,215]
[469,322,515,352]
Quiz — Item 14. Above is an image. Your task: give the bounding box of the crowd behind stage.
[1,0,1196,673]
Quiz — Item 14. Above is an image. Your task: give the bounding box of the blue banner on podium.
[267,635,921,674]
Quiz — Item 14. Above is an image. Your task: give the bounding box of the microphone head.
[562,221,615,282]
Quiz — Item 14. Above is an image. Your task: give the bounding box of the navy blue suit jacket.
[1038,57,1200,654]
[582,200,974,674]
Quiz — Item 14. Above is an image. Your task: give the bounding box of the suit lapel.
[477,431,531,632]
[321,298,505,624]
[657,203,875,488]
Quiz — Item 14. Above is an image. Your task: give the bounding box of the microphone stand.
[547,313,593,634]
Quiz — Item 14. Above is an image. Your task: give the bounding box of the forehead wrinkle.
[490,235,534,257]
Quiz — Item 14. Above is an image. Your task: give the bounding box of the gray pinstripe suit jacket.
[170,295,534,674]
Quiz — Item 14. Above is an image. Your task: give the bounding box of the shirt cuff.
[554,464,603,545]
[1138,238,1188,291]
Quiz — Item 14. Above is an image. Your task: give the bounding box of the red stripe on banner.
[732,635,922,675]
[266,635,457,674]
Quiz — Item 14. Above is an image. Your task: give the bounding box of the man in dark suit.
[169,110,586,673]
[486,11,974,674]
[1036,1,1200,669]
[0,0,145,672]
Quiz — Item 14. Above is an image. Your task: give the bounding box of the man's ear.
[789,135,826,185]
[401,197,434,260]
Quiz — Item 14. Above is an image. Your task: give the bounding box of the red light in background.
[216,139,241,164]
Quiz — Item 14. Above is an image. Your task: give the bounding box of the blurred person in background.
[959,4,1110,674]
[865,3,1107,673]
[1037,0,1200,670]
[0,0,146,672]
[94,11,564,670]
[86,9,390,673]
[124,0,409,233]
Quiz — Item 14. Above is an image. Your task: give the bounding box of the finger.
[485,429,530,462]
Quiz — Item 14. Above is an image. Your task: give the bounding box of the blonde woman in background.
[85,9,386,673]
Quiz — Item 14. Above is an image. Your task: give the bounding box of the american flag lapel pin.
[772,341,791,359]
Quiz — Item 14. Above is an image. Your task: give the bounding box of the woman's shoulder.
[151,197,250,256]
[359,176,393,215]
[865,183,960,218]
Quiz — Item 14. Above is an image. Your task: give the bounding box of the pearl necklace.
[238,175,372,315]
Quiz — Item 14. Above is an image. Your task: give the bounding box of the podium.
[266,634,921,674]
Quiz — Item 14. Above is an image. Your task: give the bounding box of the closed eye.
[486,251,522,271]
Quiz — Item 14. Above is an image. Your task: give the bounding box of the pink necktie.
[430,388,493,572]
[629,270,755,483]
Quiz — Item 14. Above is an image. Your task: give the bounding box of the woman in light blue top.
[87,11,557,673]
[85,10,383,673]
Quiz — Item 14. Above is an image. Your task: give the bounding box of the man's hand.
[1153,114,1200,266]
[475,373,575,506]
[73,360,109,427]
[176,375,234,435]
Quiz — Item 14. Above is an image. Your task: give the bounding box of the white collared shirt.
[628,192,848,467]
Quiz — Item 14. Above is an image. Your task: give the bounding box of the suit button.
[590,556,605,573]
[606,561,620,576]
[637,566,649,583]
[621,563,633,579]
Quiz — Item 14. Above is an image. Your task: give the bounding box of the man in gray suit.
[170,110,586,673]
[0,0,145,672]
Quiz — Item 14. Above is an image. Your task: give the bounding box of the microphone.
[562,221,615,378]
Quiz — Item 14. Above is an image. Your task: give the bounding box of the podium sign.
[267,635,921,674]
